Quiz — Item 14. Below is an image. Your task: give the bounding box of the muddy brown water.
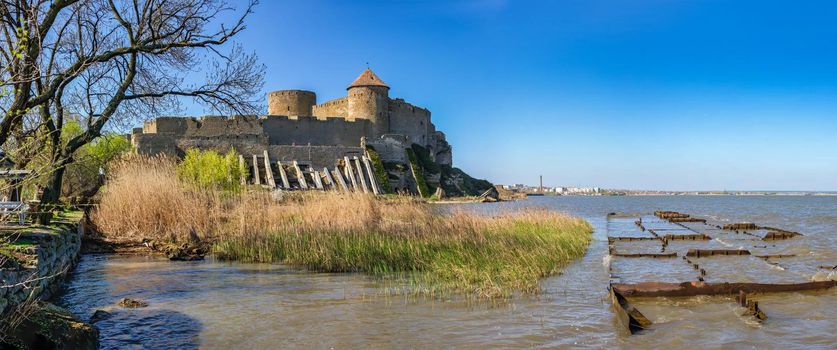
[57,196,837,349]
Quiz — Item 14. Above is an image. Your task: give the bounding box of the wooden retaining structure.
[242,150,386,195]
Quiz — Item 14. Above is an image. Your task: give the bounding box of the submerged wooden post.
[293,161,308,189]
[252,155,261,186]
[331,168,350,193]
[343,156,359,192]
[322,167,336,190]
[353,156,369,193]
[238,155,246,186]
[362,155,380,195]
[276,160,290,189]
[263,150,276,188]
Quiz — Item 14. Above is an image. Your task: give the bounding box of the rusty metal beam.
[609,287,652,334]
[612,281,837,298]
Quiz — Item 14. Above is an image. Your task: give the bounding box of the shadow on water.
[91,308,202,349]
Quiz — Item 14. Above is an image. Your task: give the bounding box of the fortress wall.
[143,117,189,135]
[312,97,348,119]
[262,115,370,146]
[388,99,431,146]
[174,134,269,157]
[185,115,263,138]
[133,133,180,157]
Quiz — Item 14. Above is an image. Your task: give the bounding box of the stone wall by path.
[0,217,83,316]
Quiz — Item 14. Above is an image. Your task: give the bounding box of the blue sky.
[216,0,837,191]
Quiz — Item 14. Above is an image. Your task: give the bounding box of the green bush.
[365,146,392,193]
[177,149,246,192]
[405,148,430,197]
[410,144,440,174]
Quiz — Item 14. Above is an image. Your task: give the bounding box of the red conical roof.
[347,68,389,90]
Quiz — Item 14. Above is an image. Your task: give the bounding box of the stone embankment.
[1,213,97,349]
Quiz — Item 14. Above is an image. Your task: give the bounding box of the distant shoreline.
[524,192,837,197]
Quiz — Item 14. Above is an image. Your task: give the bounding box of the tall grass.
[93,155,593,298]
[92,155,225,242]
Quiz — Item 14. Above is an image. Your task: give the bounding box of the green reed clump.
[214,194,592,298]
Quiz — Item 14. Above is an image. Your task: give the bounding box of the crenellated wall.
[312,97,348,119]
[262,115,371,146]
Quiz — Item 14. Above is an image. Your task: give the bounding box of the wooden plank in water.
[686,249,751,257]
[331,168,350,193]
[262,150,276,189]
[252,155,261,186]
[344,156,359,192]
[293,161,308,189]
[611,280,837,298]
[609,287,652,334]
[354,156,369,194]
[736,290,767,321]
[612,252,677,258]
[362,155,380,195]
[662,233,711,241]
[608,236,660,242]
[763,230,802,240]
[276,161,290,189]
[755,254,797,259]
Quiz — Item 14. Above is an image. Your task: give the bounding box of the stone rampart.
[262,115,371,146]
[312,97,348,119]
[388,98,431,146]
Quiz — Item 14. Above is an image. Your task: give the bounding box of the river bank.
[0,212,98,349]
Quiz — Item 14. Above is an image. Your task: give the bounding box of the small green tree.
[177,149,246,193]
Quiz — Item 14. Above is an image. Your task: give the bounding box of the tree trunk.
[38,158,68,224]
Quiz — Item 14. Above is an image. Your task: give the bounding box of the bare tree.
[0,0,264,209]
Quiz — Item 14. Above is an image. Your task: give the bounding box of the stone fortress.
[132,69,491,196]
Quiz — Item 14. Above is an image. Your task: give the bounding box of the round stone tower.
[267,90,316,116]
[347,68,390,136]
